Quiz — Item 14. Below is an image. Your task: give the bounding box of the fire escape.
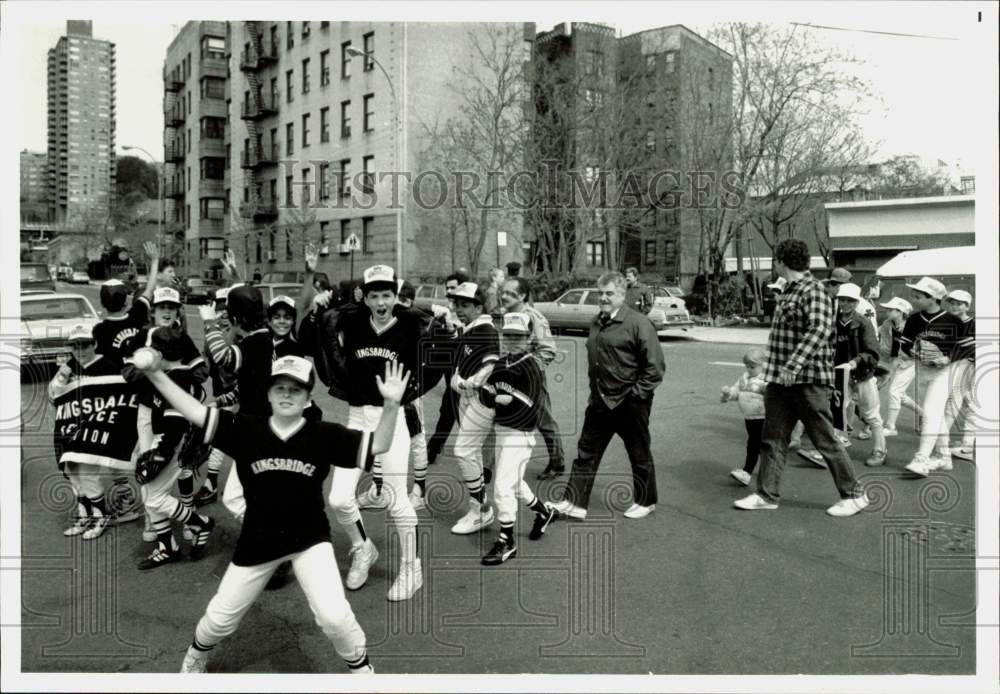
[239,21,279,223]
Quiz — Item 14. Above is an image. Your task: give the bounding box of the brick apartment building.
[20,150,50,222]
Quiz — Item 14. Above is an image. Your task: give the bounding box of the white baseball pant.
[914,361,953,458]
[851,376,886,453]
[493,426,538,525]
[454,391,496,497]
[884,359,920,430]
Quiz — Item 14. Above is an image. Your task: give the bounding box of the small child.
[720,348,767,486]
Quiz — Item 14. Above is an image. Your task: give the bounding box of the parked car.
[69,270,91,284]
[254,283,305,305]
[56,266,74,282]
[412,284,452,313]
[534,288,673,333]
[182,278,216,305]
[259,270,331,288]
[20,262,57,293]
[650,286,693,328]
[20,292,101,375]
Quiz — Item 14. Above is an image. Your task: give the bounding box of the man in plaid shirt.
[734,239,869,517]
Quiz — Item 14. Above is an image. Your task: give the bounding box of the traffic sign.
[345,233,361,251]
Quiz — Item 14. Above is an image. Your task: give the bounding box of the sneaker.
[63,515,93,537]
[450,499,495,535]
[358,483,389,511]
[265,560,294,590]
[138,543,181,571]
[180,645,210,673]
[529,504,557,540]
[387,560,423,601]
[551,499,587,520]
[733,493,778,511]
[952,446,975,462]
[865,449,887,467]
[930,451,954,472]
[142,514,157,543]
[537,464,565,481]
[481,537,517,565]
[883,427,899,437]
[855,429,872,441]
[345,540,379,590]
[350,662,375,674]
[188,517,216,561]
[826,493,870,517]
[409,488,427,513]
[194,484,217,507]
[82,514,111,540]
[730,469,752,486]
[905,453,952,477]
[623,503,655,519]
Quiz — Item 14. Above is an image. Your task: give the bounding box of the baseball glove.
[135,448,171,485]
[177,423,212,471]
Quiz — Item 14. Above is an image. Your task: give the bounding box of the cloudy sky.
[5,1,993,174]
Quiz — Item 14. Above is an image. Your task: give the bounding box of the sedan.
[650,286,693,329]
[534,288,669,333]
[69,270,91,284]
[412,284,451,313]
[21,292,101,375]
[254,283,304,305]
[183,278,216,305]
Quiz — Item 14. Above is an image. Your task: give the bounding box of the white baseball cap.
[102,279,125,288]
[214,287,230,302]
[270,355,314,388]
[946,289,973,306]
[766,277,786,291]
[501,312,531,334]
[448,281,485,304]
[836,283,862,301]
[905,276,947,300]
[152,286,182,306]
[66,323,95,343]
[362,264,396,289]
[268,295,296,311]
[879,297,913,314]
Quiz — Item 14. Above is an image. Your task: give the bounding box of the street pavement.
[17,283,976,674]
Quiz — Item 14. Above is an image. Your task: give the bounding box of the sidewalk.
[660,325,769,345]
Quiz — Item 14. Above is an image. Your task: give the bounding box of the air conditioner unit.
[319,244,330,257]
[338,243,352,255]
[265,250,276,262]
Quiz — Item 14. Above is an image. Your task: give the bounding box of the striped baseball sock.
[177,471,195,509]
[499,522,514,544]
[468,478,486,504]
[88,493,109,517]
[152,517,177,551]
[170,500,209,528]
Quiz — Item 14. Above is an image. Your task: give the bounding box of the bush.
[686,275,748,318]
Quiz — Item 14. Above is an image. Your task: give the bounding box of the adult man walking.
[623,267,653,315]
[498,277,565,479]
[552,272,665,520]
[734,239,869,517]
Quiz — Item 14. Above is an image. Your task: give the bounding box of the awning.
[875,246,977,278]
[725,256,827,273]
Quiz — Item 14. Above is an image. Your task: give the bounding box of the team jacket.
[455,314,500,381]
[834,312,881,382]
[50,355,139,470]
[480,353,542,431]
[899,310,965,361]
[92,297,150,367]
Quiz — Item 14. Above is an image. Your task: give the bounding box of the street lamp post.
[346,46,403,277]
[122,145,164,260]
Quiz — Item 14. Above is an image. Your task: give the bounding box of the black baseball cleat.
[481,537,517,565]
[529,505,557,541]
[188,517,215,561]
[536,464,565,481]
[138,543,181,571]
[194,485,217,507]
[265,560,294,590]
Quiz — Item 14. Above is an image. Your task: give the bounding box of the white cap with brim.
[268,295,297,311]
[946,289,973,306]
[448,282,482,302]
[836,283,862,301]
[879,297,913,314]
[270,355,314,387]
[362,264,396,289]
[152,286,182,306]
[214,287,230,302]
[502,312,531,334]
[905,276,947,300]
[67,323,95,343]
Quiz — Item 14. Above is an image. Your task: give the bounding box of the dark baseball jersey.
[899,310,965,360]
[93,297,150,366]
[955,315,975,362]
[123,327,207,433]
[273,334,306,359]
[338,305,425,407]
[455,315,500,381]
[480,352,542,431]
[52,355,139,469]
[204,327,274,417]
[202,408,374,566]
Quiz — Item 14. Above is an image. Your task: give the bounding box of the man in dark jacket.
[623,267,653,315]
[835,283,886,466]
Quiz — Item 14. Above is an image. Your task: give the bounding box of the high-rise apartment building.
[20,150,50,222]
[162,21,230,277]
[230,21,532,281]
[46,20,116,225]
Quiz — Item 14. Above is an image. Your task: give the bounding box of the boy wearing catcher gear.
[132,353,407,674]
[480,313,557,565]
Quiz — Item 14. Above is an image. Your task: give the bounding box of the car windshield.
[558,290,584,304]
[188,279,208,287]
[582,291,601,305]
[22,298,92,321]
[665,286,683,297]
[21,265,51,281]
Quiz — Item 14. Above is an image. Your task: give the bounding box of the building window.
[320,50,330,86]
[646,54,656,72]
[286,123,294,155]
[302,21,310,39]
[362,216,373,252]
[961,176,975,194]
[362,32,374,70]
[301,168,311,205]
[286,174,294,206]
[269,179,278,205]
[302,113,310,147]
[340,100,351,137]
[270,25,278,54]
[363,93,374,132]
[200,198,225,220]
[340,218,350,243]
[708,102,714,124]
[586,241,605,266]
[302,58,310,93]
[200,157,225,180]
[200,116,225,140]
[286,70,294,102]
[644,240,657,265]
[665,52,675,74]
[187,166,191,190]
[319,163,329,200]
[321,21,330,30]
[338,159,350,196]
[585,49,604,78]
[270,77,279,105]
[201,76,225,99]
[319,220,329,245]
[286,21,294,49]
[256,237,262,263]
[645,129,656,153]
[362,155,375,194]
[286,231,294,261]
[320,106,330,142]
[187,128,192,152]
[707,65,713,88]
[269,127,278,157]
[341,41,352,78]
[201,36,226,60]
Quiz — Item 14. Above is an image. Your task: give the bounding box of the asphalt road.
[18,283,976,674]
